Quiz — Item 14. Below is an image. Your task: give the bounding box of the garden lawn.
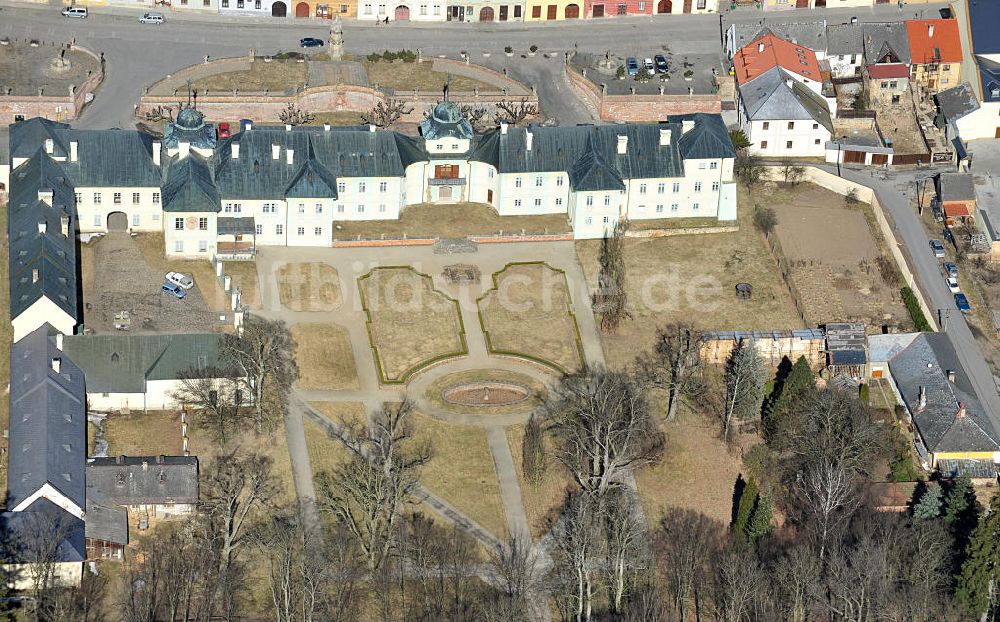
[291,323,360,391]
[191,59,308,93]
[103,410,183,457]
[365,61,495,92]
[422,369,549,416]
[277,262,342,312]
[360,267,466,382]
[479,263,584,373]
[334,202,570,240]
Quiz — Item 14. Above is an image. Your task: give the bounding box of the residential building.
[826,21,864,78]
[87,455,200,520]
[524,0,580,19]
[584,0,650,18]
[85,493,129,561]
[725,21,828,60]
[357,0,447,19]
[948,0,1000,141]
[906,19,962,94]
[652,0,714,15]
[868,332,1000,474]
[737,67,833,157]
[933,82,979,157]
[446,0,524,20]
[733,33,826,94]
[58,332,233,412]
[862,22,911,105]
[935,172,976,228]
[8,107,737,252]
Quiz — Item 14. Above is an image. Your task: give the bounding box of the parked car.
[943,228,955,245]
[61,6,88,18]
[217,122,231,140]
[138,12,164,23]
[165,271,194,290]
[300,37,324,48]
[946,276,960,294]
[626,57,639,76]
[161,282,186,299]
[944,262,959,278]
[930,239,946,258]
[643,58,655,72]
[654,54,669,73]
[955,292,971,313]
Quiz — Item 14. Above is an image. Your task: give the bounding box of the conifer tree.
[913,484,943,521]
[957,492,1000,618]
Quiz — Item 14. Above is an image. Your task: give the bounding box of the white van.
[139,12,165,23]
[61,6,88,18]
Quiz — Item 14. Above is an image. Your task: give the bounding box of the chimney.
[286,148,294,165]
[244,121,252,132]
[918,386,927,411]
[500,122,509,135]
[956,402,967,419]
[659,128,671,146]
[142,460,148,472]
[45,138,54,154]
[758,41,765,54]
[55,333,63,351]
[850,16,857,24]
[682,119,695,135]
[152,141,161,166]
[231,142,240,159]
[178,141,190,159]
[616,135,628,155]
[271,144,280,160]
[32,268,38,283]
[324,123,331,131]
[928,23,934,38]
[37,221,47,235]
[60,214,69,238]
[37,189,53,205]
[69,140,78,162]
[285,124,292,132]
[786,79,793,89]
[369,124,376,133]
[51,357,61,374]
[526,130,534,151]
[946,369,956,383]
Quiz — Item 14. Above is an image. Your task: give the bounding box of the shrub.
[382,50,397,62]
[859,383,870,404]
[901,287,932,332]
[399,49,417,63]
[616,65,626,79]
[366,52,381,63]
[684,69,694,78]
[505,46,513,54]
[529,44,538,53]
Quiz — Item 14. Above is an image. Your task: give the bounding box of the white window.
[535,176,543,187]
[433,4,439,13]
[233,203,242,213]
[514,199,522,207]
[637,0,645,9]
[93,192,102,204]
[586,196,594,206]
[436,144,443,151]
[337,205,345,213]
[152,214,160,222]
[585,217,592,225]
[556,176,563,187]
[709,162,718,170]
[152,192,160,204]
[198,240,208,253]
[113,192,122,204]
[379,181,388,192]
[255,224,263,235]
[297,227,305,236]
[93,215,101,226]
[75,192,82,204]
[315,203,323,214]
[314,227,323,236]
[359,181,366,192]
[657,183,665,194]
[174,218,184,230]
[534,198,542,207]
[174,240,184,253]
[603,195,611,206]
[698,163,706,170]
[694,182,702,192]
[693,203,699,211]
[488,169,495,178]
[338,182,346,193]
[712,182,720,192]
[298,203,305,214]
[515,177,523,188]
[639,183,647,194]
[224,203,232,213]
[672,183,680,193]
[132,214,140,226]
[363,3,371,13]
[198,217,208,230]
[420,3,426,14]
[379,204,386,213]
[357,205,365,213]
[132,192,140,204]
[276,224,284,235]
[262,203,270,213]
[656,205,664,213]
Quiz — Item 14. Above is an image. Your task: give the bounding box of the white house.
[738,68,834,158]
[357,0,448,21]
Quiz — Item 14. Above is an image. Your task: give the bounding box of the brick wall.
[565,65,722,122]
[0,45,104,125]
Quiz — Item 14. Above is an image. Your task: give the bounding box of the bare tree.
[316,400,431,572]
[734,151,766,194]
[593,217,631,334]
[722,338,765,442]
[600,487,647,615]
[792,458,860,560]
[544,368,664,496]
[786,388,888,478]
[551,493,603,622]
[654,508,724,622]
[494,98,539,126]
[635,322,703,421]
[170,371,244,446]
[752,206,778,237]
[771,543,822,622]
[221,315,298,435]
[481,536,542,621]
[459,104,492,132]
[782,163,806,187]
[362,99,414,128]
[278,102,315,126]
[715,547,764,622]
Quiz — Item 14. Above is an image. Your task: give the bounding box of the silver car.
[139,11,165,23]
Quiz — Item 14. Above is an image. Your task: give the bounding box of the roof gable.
[284,147,339,199]
[569,135,625,192]
[733,33,822,85]
[906,19,963,64]
[162,154,220,213]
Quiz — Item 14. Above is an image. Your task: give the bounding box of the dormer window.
[111,352,120,363]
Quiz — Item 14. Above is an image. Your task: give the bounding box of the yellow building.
[524,0,579,20]
[907,19,963,94]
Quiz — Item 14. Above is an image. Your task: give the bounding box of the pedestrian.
[384,16,389,24]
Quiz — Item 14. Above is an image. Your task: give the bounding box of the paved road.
[0,0,945,128]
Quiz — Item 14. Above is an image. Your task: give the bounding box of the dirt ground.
[291,323,359,391]
[423,369,548,416]
[192,59,308,93]
[0,43,98,96]
[771,184,909,327]
[277,262,342,312]
[81,233,220,335]
[479,263,584,373]
[576,186,804,369]
[334,203,570,240]
[360,267,466,382]
[364,61,495,92]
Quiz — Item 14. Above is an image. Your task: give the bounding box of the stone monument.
[330,16,344,61]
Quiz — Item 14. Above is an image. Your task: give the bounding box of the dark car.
[626,57,639,76]
[944,262,958,278]
[654,54,669,74]
[300,37,324,48]
[955,293,971,313]
[217,122,231,139]
[161,282,186,299]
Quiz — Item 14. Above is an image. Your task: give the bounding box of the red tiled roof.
[943,202,974,218]
[867,63,910,79]
[733,33,822,85]
[907,19,963,65]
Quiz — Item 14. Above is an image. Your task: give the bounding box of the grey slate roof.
[969,0,1000,55]
[937,173,976,202]
[872,332,1000,454]
[164,106,217,151]
[863,22,912,65]
[935,82,981,122]
[827,22,864,56]
[8,118,71,161]
[420,101,474,141]
[470,114,733,186]
[731,21,828,55]
[2,499,86,563]
[739,67,834,132]
[569,135,626,192]
[87,456,199,505]
[217,216,256,235]
[284,143,339,199]
[7,151,79,320]
[162,154,220,213]
[59,332,227,394]
[85,492,129,546]
[8,324,87,513]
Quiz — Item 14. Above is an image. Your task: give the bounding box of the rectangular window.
[585,216,592,225]
[812,123,819,130]
[586,196,593,206]
[603,195,611,206]
[174,240,184,253]
[535,176,543,187]
[75,192,82,204]
[315,203,323,214]
[337,205,345,213]
[337,182,346,193]
[762,121,770,130]
[637,0,645,9]
[693,203,699,211]
[711,181,720,191]
[298,204,305,214]
[314,227,323,236]
[364,4,371,13]
[237,0,243,7]
[255,0,261,7]
[93,215,101,226]
[420,4,427,14]
[514,199,522,207]
[514,5,521,16]
[357,205,365,213]
[760,140,768,149]
[132,214,140,226]
[93,192,102,204]
[672,183,680,193]
[297,227,305,236]
[152,192,160,204]
[255,224,263,235]
[671,203,678,212]
[515,177,523,188]
[224,203,232,213]
[617,4,626,14]
[113,192,121,204]
[198,240,208,253]
[534,198,542,206]
[222,0,228,6]
[814,139,821,145]
[198,217,208,230]
[132,192,140,204]
[341,3,347,11]
[943,64,951,71]
[657,183,665,193]
[379,181,388,192]
[694,182,702,192]
[603,215,610,223]
[379,204,386,213]
[696,0,705,7]
[787,122,794,130]
[556,198,563,206]
[174,218,184,231]
[698,162,706,170]
[276,224,284,235]
[532,5,540,17]
[656,205,663,213]
[152,214,160,222]
[556,176,563,187]
[709,162,718,170]
[639,183,647,194]
[359,182,366,192]
[786,141,793,149]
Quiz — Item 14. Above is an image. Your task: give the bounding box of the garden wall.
[0,44,104,124]
[565,65,722,122]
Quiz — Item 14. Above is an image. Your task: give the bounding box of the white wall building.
[737,67,834,158]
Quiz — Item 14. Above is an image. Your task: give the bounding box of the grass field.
[0,201,9,501]
[360,267,466,382]
[412,414,508,540]
[423,369,549,416]
[192,59,308,93]
[308,111,366,126]
[576,187,804,369]
[334,202,570,240]
[221,260,262,309]
[506,424,575,541]
[103,410,183,457]
[479,263,584,373]
[291,323,360,391]
[277,262,342,312]
[364,61,495,92]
